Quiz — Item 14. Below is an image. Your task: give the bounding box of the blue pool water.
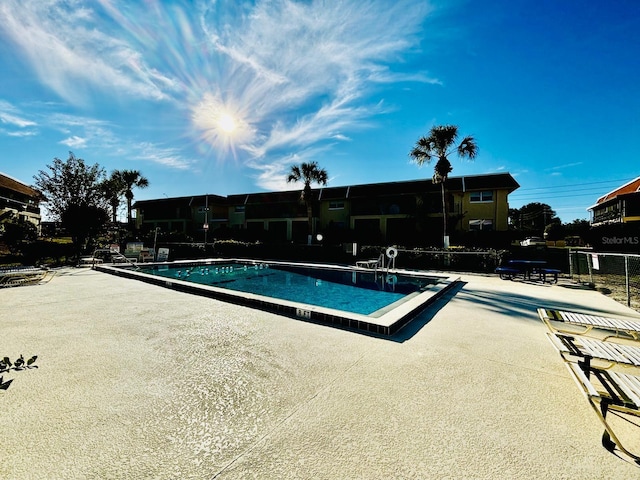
[137,262,440,316]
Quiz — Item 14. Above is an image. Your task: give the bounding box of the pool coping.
[95,258,460,336]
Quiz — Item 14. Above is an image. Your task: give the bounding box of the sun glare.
[191,92,255,159]
[219,113,236,133]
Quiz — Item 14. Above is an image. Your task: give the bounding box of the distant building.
[0,172,42,234]
[589,177,640,227]
[134,173,519,246]
[587,177,640,252]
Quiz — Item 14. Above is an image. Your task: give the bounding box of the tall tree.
[101,171,127,224]
[287,161,328,243]
[409,125,478,246]
[564,218,590,238]
[33,152,108,255]
[119,170,149,226]
[509,202,557,233]
[33,152,106,220]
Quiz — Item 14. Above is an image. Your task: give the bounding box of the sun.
[191,92,254,159]
[218,113,236,133]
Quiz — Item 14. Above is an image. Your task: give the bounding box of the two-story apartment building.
[0,172,42,234]
[589,177,640,227]
[134,172,519,246]
[134,194,228,236]
[587,177,640,252]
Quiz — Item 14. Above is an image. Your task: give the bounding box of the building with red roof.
[589,177,640,227]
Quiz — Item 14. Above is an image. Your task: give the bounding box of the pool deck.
[2,267,640,478]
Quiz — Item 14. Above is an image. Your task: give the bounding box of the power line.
[510,192,603,200]
[511,184,627,196]
[514,177,635,192]
[510,177,637,202]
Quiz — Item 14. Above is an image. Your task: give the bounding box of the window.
[234,206,245,213]
[469,219,493,231]
[329,201,344,210]
[469,191,493,203]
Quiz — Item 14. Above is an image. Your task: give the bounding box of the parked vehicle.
[521,237,546,247]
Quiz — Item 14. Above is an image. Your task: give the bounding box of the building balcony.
[591,210,622,226]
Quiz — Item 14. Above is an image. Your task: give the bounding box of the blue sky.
[1,0,638,222]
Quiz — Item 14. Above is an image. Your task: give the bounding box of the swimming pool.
[97,259,459,336]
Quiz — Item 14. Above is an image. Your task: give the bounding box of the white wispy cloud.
[59,135,87,148]
[0,100,37,129]
[133,142,193,170]
[195,0,435,188]
[45,113,193,170]
[0,0,436,189]
[5,129,38,137]
[547,162,584,171]
[0,112,37,128]
[245,144,336,192]
[0,0,176,105]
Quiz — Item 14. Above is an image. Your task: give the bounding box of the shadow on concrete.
[451,282,640,327]
[391,281,467,342]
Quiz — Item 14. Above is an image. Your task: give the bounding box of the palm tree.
[409,125,478,246]
[119,170,150,226]
[101,172,127,224]
[287,161,328,243]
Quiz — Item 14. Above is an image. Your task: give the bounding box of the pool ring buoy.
[386,247,398,259]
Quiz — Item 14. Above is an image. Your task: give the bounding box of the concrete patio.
[2,267,639,479]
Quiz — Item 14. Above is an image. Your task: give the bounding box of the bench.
[539,268,561,283]
[495,266,521,279]
[497,261,560,283]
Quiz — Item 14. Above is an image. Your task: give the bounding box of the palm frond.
[287,165,301,183]
[431,125,459,152]
[409,139,434,165]
[457,135,478,159]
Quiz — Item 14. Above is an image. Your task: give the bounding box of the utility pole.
[203,194,209,247]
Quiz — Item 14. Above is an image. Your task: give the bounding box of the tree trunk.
[440,182,447,242]
[307,203,313,244]
[127,198,133,226]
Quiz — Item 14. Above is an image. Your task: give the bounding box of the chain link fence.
[357,246,505,273]
[570,250,640,311]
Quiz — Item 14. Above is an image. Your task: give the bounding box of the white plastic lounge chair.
[547,332,640,370]
[0,267,52,288]
[356,253,384,270]
[565,360,640,463]
[537,308,640,341]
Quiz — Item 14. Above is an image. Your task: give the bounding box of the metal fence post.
[569,251,573,278]
[625,254,631,307]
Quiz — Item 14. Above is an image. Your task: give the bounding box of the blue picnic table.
[495,260,561,283]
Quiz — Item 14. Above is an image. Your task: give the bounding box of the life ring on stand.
[385,247,398,259]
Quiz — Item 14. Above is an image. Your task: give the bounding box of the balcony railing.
[592,210,621,224]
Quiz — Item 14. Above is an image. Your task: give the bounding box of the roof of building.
[133,193,227,208]
[232,173,519,205]
[0,172,41,198]
[590,177,640,209]
[320,173,519,200]
[134,172,520,206]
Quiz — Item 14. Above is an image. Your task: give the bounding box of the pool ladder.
[374,251,396,274]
